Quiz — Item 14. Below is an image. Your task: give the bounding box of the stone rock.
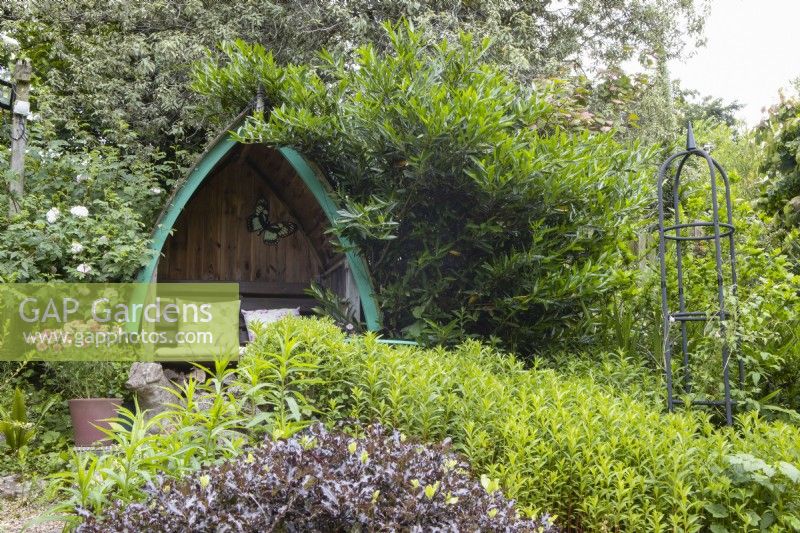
[784,195,800,224]
[126,362,173,419]
[0,475,42,499]
[0,475,23,499]
[126,363,205,421]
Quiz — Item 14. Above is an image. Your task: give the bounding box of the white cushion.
[241,308,300,341]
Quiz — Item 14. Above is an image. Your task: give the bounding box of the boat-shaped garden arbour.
[137,112,381,335]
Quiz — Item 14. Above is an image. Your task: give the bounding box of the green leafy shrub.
[45,361,130,399]
[48,334,320,525]
[577,119,800,414]
[1,0,705,162]
[677,124,800,413]
[76,423,555,532]
[0,133,172,281]
[52,318,800,531]
[621,200,800,415]
[259,318,800,531]
[0,363,72,477]
[0,388,36,452]
[192,25,655,354]
[546,349,664,407]
[0,387,57,460]
[757,90,800,224]
[49,362,248,521]
[0,361,131,479]
[0,194,150,282]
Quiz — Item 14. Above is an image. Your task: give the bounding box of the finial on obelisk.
[686,122,697,151]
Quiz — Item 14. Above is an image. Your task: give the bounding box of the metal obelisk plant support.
[657,124,744,425]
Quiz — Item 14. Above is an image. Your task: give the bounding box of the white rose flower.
[46,207,60,224]
[70,205,89,218]
[75,173,89,183]
[97,235,109,245]
[76,263,92,274]
[149,187,163,195]
[0,34,19,50]
[70,242,84,254]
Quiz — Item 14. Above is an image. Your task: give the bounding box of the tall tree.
[1,0,707,160]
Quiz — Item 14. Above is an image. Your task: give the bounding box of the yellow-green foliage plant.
[52,317,800,531]
[249,317,800,532]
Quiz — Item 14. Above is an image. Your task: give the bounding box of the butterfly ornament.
[246,198,298,245]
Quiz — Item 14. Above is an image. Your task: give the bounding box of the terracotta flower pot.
[68,398,122,447]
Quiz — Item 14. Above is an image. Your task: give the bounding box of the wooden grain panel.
[161,281,310,296]
[159,144,327,288]
[249,145,337,267]
[236,172,252,281]
[223,171,238,281]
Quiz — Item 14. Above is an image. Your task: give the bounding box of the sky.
[669,0,800,127]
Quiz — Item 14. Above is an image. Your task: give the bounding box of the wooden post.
[9,59,31,216]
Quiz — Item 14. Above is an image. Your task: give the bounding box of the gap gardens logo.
[0,283,239,361]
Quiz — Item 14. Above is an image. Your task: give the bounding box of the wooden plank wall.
[158,148,325,285]
[321,261,362,321]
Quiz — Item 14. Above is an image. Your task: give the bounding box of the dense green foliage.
[0,92,175,282]
[675,87,744,130]
[0,388,36,451]
[1,0,706,159]
[756,87,800,275]
[758,91,800,221]
[77,423,555,532]
[753,87,800,283]
[575,119,800,413]
[281,319,800,531]
[0,367,69,478]
[0,1,709,353]
[194,27,654,352]
[52,318,800,531]
[632,120,800,413]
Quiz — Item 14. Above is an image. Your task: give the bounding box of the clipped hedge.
[77,423,554,532]
[244,318,800,532]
